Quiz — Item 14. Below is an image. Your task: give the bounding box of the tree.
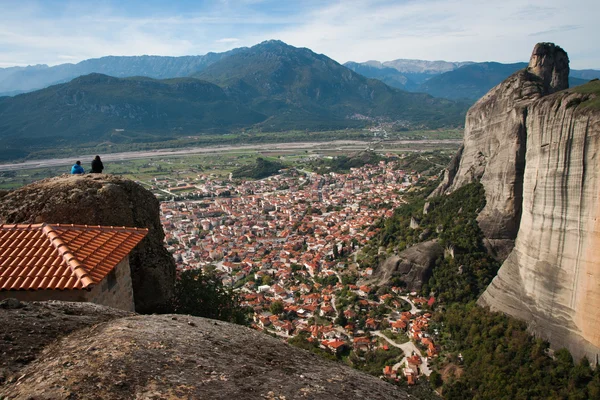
[172,269,247,324]
[333,244,339,259]
[270,301,284,315]
[262,275,273,286]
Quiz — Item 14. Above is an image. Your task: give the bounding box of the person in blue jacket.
[71,160,85,174]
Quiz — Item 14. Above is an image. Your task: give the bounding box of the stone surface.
[0,174,176,313]
[0,301,410,400]
[433,43,570,260]
[364,240,443,291]
[479,84,600,361]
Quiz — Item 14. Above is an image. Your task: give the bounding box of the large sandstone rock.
[432,43,569,259]
[479,82,600,361]
[0,301,410,400]
[364,240,443,291]
[0,174,176,313]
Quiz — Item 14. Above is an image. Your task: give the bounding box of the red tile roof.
[0,223,148,291]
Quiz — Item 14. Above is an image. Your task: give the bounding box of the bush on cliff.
[172,269,247,324]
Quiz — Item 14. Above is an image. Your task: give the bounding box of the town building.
[0,223,148,311]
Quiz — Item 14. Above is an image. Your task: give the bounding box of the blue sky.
[0,0,598,69]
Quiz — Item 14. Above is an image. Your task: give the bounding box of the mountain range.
[344,59,598,100]
[0,41,468,160]
[0,50,242,96]
[1,40,598,161]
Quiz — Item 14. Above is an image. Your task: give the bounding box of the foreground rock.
[0,174,176,313]
[0,300,132,382]
[365,240,443,291]
[0,301,410,400]
[432,43,570,259]
[479,80,600,361]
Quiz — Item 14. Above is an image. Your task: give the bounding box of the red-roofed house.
[0,223,148,311]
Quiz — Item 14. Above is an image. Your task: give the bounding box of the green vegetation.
[231,157,286,180]
[349,346,404,377]
[364,182,499,303]
[434,303,600,400]
[573,79,600,110]
[171,269,247,324]
[0,74,265,154]
[287,333,340,361]
[396,151,452,175]
[309,151,383,173]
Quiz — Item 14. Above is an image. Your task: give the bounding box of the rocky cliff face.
[435,43,600,360]
[479,81,600,361]
[363,240,443,291]
[433,43,570,259]
[0,301,409,400]
[0,174,176,313]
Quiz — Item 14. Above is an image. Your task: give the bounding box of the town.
[160,156,440,385]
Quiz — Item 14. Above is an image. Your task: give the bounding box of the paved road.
[373,331,431,376]
[400,296,420,314]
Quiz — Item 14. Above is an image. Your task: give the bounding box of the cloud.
[529,25,582,37]
[0,0,597,69]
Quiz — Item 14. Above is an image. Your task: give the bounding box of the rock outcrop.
[0,175,176,313]
[0,301,410,400]
[479,81,600,361]
[434,42,600,360]
[432,43,570,259]
[364,240,443,291]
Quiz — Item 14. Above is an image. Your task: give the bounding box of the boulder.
[365,240,443,291]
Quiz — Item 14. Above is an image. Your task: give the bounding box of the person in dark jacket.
[91,155,104,174]
[71,160,84,174]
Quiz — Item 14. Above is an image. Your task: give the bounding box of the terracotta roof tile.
[0,223,148,291]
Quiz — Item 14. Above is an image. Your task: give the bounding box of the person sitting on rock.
[71,160,84,174]
[91,155,104,174]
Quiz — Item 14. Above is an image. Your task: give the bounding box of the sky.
[0,0,598,69]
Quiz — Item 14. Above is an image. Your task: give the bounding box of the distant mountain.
[417,62,528,100]
[382,59,474,74]
[0,74,265,151]
[570,69,600,80]
[347,59,599,101]
[343,62,416,90]
[193,40,467,130]
[0,50,242,96]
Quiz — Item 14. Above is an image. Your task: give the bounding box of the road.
[373,331,432,376]
[0,139,461,172]
[400,296,420,314]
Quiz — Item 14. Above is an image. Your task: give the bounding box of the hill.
[0,301,410,400]
[231,157,287,180]
[0,73,266,152]
[0,50,242,96]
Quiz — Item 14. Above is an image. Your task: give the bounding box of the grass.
[573,79,600,110]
